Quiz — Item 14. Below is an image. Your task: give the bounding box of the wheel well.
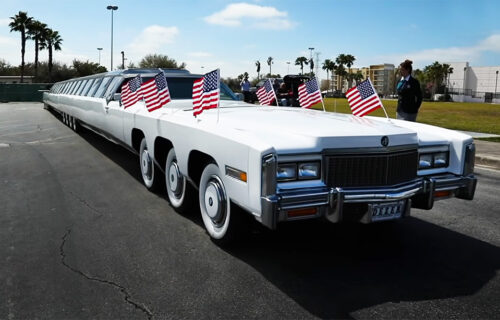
[188,150,215,187]
[131,129,144,152]
[154,137,173,168]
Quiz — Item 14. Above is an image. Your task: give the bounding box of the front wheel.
[165,148,196,213]
[139,138,162,191]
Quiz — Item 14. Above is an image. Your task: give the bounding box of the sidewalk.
[474,140,500,170]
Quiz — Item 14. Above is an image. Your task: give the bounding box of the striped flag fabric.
[256,79,276,106]
[298,78,322,108]
[346,79,383,117]
[142,72,171,112]
[192,69,220,117]
[121,75,142,109]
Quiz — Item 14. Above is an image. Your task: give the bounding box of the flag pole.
[316,77,326,112]
[368,77,391,121]
[217,69,220,124]
[273,80,279,107]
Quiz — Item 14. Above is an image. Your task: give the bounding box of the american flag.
[142,72,171,112]
[192,69,219,116]
[298,78,322,108]
[345,79,383,117]
[121,75,142,109]
[256,79,276,106]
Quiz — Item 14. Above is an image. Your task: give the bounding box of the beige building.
[330,64,395,96]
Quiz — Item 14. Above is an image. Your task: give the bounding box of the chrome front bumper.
[260,174,477,229]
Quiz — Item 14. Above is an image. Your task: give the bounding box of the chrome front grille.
[326,149,418,187]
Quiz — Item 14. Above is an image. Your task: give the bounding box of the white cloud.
[0,18,10,26]
[188,52,212,58]
[204,2,293,30]
[127,25,179,59]
[376,33,500,67]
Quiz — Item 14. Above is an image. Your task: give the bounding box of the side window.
[81,79,94,96]
[93,76,112,98]
[76,80,88,96]
[70,81,81,95]
[68,82,77,94]
[63,82,73,94]
[103,77,123,98]
[87,78,102,97]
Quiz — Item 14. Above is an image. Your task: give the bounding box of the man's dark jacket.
[397,76,423,114]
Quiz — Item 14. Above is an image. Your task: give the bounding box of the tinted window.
[70,81,82,95]
[103,77,122,98]
[81,79,94,96]
[93,77,112,98]
[87,78,102,97]
[76,80,88,95]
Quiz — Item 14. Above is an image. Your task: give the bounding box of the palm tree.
[334,64,347,91]
[27,20,47,78]
[336,54,356,87]
[255,60,261,80]
[352,71,364,85]
[9,11,33,83]
[322,59,336,91]
[40,28,63,81]
[266,57,273,76]
[295,56,308,75]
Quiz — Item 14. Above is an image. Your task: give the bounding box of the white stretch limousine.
[43,68,477,243]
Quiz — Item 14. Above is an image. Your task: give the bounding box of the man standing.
[396,59,422,121]
[240,76,251,103]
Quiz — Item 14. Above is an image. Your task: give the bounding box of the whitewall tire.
[165,148,195,213]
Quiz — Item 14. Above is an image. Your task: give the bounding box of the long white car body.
[43,69,477,243]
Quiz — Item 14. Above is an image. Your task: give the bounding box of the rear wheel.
[139,138,162,191]
[165,148,196,213]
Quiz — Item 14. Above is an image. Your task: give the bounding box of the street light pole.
[463,66,467,94]
[308,47,314,74]
[106,5,118,71]
[97,48,103,65]
[121,51,125,69]
[495,70,499,96]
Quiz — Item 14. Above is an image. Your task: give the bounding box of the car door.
[102,77,126,143]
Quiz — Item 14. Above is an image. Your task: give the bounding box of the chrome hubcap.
[204,176,226,226]
[141,150,152,179]
[168,161,183,197]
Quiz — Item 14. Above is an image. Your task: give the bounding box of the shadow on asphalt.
[70,116,500,319]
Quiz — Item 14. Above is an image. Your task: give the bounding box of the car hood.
[178,101,420,153]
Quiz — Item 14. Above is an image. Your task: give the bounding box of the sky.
[1,0,499,79]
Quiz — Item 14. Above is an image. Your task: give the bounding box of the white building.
[447,62,500,103]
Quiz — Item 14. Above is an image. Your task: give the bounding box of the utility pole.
[495,70,499,97]
[106,5,118,70]
[315,52,321,78]
[308,47,314,75]
[121,51,125,69]
[97,48,103,65]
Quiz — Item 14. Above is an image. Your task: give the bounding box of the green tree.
[138,54,186,69]
[336,54,356,87]
[40,28,63,80]
[9,11,33,83]
[333,64,347,91]
[322,59,336,90]
[295,56,308,75]
[27,19,47,78]
[266,57,273,75]
[72,60,107,77]
[352,71,364,85]
[422,61,453,97]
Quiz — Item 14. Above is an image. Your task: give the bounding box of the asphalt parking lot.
[1,102,500,319]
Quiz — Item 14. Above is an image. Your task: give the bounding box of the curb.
[475,154,500,170]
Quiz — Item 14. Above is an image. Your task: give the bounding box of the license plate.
[370,200,406,222]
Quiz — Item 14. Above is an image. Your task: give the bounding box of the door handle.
[105,106,109,113]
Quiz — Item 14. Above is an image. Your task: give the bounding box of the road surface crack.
[68,191,104,219]
[60,229,153,319]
